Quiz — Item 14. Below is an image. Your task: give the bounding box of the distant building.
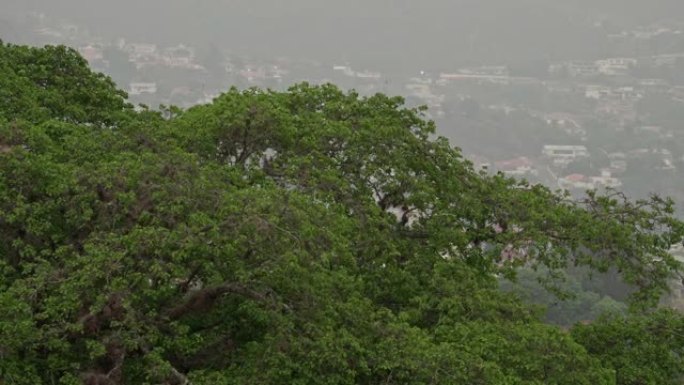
[568,61,600,77]
[558,170,620,190]
[128,43,157,56]
[649,53,684,67]
[494,157,537,177]
[660,158,677,171]
[126,43,158,63]
[591,169,622,189]
[78,45,103,63]
[558,174,595,190]
[584,85,641,101]
[439,73,510,85]
[669,86,684,100]
[595,57,637,76]
[458,65,509,77]
[585,85,612,99]
[632,26,675,39]
[612,87,642,101]
[542,145,589,160]
[164,46,194,67]
[545,113,586,138]
[240,67,267,83]
[596,99,636,122]
[639,80,669,94]
[355,70,382,79]
[636,126,673,140]
[549,61,599,77]
[488,104,517,115]
[34,27,63,39]
[405,84,444,108]
[608,152,627,173]
[332,65,355,77]
[165,44,193,59]
[129,82,157,95]
[268,65,288,82]
[543,81,575,93]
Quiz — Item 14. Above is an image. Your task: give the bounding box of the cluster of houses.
[487,145,620,191]
[75,41,204,98]
[78,41,202,71]
[549,57,638,78]
[486,140,681,193]
[332,65,382,80]
[403,42,684,195]
[71,37,294,105]
[234,65,289,84]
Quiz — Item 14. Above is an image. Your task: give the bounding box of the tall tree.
[0,42,132,125]
[1,43,683,385]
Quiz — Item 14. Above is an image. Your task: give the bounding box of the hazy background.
[3,0,684,72]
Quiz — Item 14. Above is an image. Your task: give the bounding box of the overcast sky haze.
[3,0,684,71]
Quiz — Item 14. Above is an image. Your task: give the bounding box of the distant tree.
[0,42,132,125]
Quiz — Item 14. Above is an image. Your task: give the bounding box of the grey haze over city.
[4,0,684,69]
[3,0,684,214]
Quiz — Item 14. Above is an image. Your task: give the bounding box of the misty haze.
[2,1,684,384]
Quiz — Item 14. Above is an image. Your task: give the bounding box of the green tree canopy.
[1,43,683,385]
[573,309,684,385]
[0,41,133,126]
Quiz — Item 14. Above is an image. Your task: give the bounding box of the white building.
[494,157,538,177]
[542,145,590,159]
[240,67,266,83]
[126,43,158,63]
[585,85,612,99]
[567,61,600,77]
[591,169,622,189]
[128,43,157,56]
[163,44,197,68]
[559,170,622,190]
[333,65,355,77]
[612,87,643,101]
[459,65,509,77]
[129,82,157,95]
[595,58,637,76]
[608,152,627,173]
[355,70,382,79]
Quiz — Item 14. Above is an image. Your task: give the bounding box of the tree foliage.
[573,309,684,385]
[0,41,132,126]
[1,43,683,385]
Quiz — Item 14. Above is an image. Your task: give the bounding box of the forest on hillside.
[1,42,684,385]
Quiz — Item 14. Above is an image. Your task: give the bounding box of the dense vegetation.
[1,42,684,385]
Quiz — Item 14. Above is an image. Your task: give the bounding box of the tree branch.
[167,282,285,320]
